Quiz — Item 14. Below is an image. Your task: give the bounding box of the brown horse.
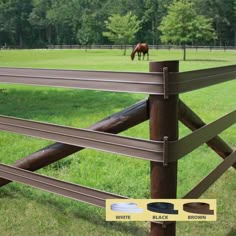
[131,43,149,61]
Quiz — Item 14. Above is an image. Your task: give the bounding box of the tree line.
[0,0,236,48]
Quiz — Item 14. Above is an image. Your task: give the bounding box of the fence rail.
[0,163,125,207]
[0,115,164,162]
[0,67,163,94]
[1,44,236,51]
[46,44,236,51]
[170,110,236,160]
[0,65,235,95]
[0,109,235,163]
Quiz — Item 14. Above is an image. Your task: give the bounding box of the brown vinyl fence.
[0,61,235,235]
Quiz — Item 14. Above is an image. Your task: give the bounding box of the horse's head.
[130,52,135,61]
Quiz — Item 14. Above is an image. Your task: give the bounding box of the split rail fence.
[0,61,235,236]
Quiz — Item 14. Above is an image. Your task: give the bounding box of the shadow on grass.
[0,87,142,124]
[181,59,227,62]
[0,87,148,234]
[227,226,236,236]
[0,185,148,235]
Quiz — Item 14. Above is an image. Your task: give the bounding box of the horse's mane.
[133,43,141,53]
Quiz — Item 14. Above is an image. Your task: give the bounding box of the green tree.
[142,0,172,44]
[29,0,53,46]
[192,0,236,46]
[0,0,33,47]
[159,0,216,60]
[76,15,94,48]
[2,0,236,48]
[75,0,109,45]
[103,12,141,55]
[46,0,80,44]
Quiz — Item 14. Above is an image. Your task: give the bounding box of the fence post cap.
[149,61,179,73]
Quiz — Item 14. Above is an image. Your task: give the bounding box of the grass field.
[0,49,235,236]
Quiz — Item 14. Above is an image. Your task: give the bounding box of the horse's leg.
[147,51,149,61]
[138,52,141,60]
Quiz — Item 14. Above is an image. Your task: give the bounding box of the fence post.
[149,61,179,236]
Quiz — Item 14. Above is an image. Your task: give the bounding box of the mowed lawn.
[0,49,235,236]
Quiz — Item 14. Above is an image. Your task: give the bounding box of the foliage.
[103,12,141,55]
[0,0,236,47]
[142,0,172,44]
[159,0,216,60]
[193,0,236,46]
[0,0,33,46]
[76,22,93,47]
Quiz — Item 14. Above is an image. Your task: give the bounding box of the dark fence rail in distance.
[1,44,236,51]
[45,44,236,51]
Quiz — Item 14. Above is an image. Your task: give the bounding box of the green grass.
[0,49,235,236]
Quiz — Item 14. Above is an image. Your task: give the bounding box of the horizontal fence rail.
[0,115,164,162]
[45,44,236,51]
[0,109,235,163]
[0,67,161,82]
[0,66,235,95]
[2,112,235,165]
[170,64,236,93]
[0,164,125,207]
[2,44,236,50]
[0,67,164,94]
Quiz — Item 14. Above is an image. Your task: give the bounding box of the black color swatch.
[147,202,179,214]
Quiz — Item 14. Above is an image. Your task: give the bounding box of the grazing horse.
[131,43,149,61]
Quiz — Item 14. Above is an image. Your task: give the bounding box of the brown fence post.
[149,61,179,236]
